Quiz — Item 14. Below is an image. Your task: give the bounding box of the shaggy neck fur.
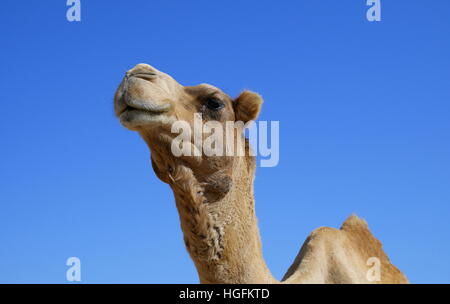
[162,154,275,284]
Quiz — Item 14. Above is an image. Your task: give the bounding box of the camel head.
[114,63,263,203]
[114,63,275,283]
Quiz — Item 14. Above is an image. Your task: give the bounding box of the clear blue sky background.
[1,1,449,283]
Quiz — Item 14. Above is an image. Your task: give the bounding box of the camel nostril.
[131,72,158,81]
[126,64,159,79]
[125,70,158,82]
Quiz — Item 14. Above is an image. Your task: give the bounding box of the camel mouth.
[118,102,173,130]
[119,104,169,116]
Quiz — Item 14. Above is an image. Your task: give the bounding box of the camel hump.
[340,214,369,231]
[282,213,409,283]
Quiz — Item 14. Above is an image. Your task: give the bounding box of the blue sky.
[0,0,449,283]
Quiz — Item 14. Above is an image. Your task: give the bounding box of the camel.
[113,63,409,284]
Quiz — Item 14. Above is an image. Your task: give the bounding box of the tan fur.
[234,91,263,123]
[283,215,408,283]
[114,63,409,284]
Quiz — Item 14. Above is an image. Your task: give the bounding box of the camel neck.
[171,158,276,284]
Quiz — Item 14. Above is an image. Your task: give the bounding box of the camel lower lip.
[119,108,170,129]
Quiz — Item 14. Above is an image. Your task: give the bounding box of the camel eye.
[206,97,224,111]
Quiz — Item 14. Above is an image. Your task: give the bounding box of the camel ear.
[234,91,263,123]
